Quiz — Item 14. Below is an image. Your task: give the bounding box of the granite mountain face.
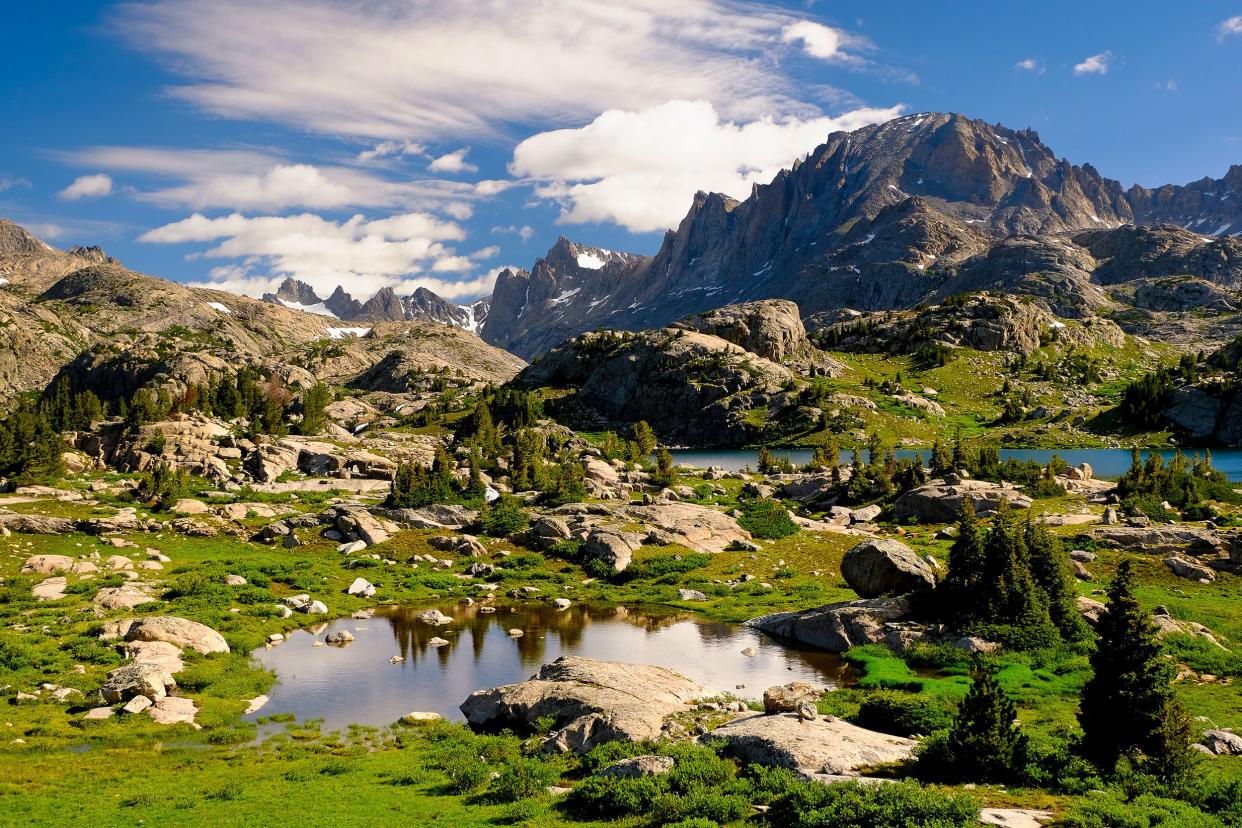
[375,112,1239,359]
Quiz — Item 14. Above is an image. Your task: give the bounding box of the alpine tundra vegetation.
[3,2,1242,827]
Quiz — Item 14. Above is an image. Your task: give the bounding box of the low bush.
[738,499,799,540]
[766,779,979,828]
[851,690,956,737]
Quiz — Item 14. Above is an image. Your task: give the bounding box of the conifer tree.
[652,447,676,488]
[1024,519,1091,642]
[298,383,332,435]
[631,421,657,457]
[941,499,987,618]
[939,664,1028,783]
[930,439,953,477]
[1079,559,1192,777]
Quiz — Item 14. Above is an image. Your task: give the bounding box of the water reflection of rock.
[385,602,703,669]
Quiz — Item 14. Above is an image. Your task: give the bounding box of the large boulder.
[840,539,937,597]
[100,662,176,704]
[123,616,229,654]
[581,529,643,573]
[3,515,76,535]
[20,554,75,574]
[702,713,915,776]
[460,656,705,754]
[892,479,1031,523]
[747,596,914,652]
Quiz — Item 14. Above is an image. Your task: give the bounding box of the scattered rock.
[346,577,376,598]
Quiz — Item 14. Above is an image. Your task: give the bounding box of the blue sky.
[1,1,1239,303]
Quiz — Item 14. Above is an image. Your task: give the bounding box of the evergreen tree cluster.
[0,398,65,483]
[1115,447,1236,515]
[938,501,1089,648]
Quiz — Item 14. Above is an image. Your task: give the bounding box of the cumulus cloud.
[1221,16,1242,40]
[511,99,902,233]
[59,173,113,200]
[1074,52,1112,75]
[428,148,478,174]
[780,21,845,60]
[139,210,488,298]
[113,0,866,140]
[475,179,516,196]
[57,146,476,212]
[1015,58,1043,73]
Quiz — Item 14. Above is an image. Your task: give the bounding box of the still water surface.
[248,603,850,731]
[670,447,1242,481]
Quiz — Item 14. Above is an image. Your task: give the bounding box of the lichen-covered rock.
[747,596,913,652]
[892,479,1032,523]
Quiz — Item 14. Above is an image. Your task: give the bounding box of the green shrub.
[738,499,799,540]
[478,495,531,537]
[852,690,956,737]
[1058,791,1227,828]
[766,780,979,828]
[488,757,560,803]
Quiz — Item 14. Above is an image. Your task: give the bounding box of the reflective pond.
[248,602,851,731]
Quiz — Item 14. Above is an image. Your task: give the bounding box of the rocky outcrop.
[747,596,915,652]
[459,656,705,753]
[673,300,841,374]
[891,478,1032,523]
[703,712,916,777]
[840,539,937,597]
[512,327,800,446]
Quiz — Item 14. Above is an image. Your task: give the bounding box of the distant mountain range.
[253,112,1242,358]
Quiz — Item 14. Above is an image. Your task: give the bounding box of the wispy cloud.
[112,0,887,140]
[0,175,32,192]
[55,146,476,212]
[1220,16,1242,41]
[1014,58,1043,74]
[1073,52,1112,75]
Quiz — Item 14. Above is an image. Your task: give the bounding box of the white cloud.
[428,148,478,174]
[471,245,500,259]
[442,202,474,220]
[113,0,854,140]
[1154,79,1178,92]
[511,99,902,233]
[1220,16,1242,40]
[1073,52,1112,75]
[492,224,535,242]
[356,140,425,163]
[140,210,477,299]
[1015,58,1043,73]
[475,179,515,196]
[57,146,476,212]
[59,173,113,200]
[780,21,844,60]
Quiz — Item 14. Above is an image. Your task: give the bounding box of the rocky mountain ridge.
[261,277,489,331]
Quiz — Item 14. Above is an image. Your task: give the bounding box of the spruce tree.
[631,421,657,457]
[1024,519,1091,643]
[941,498,986,620]
[1079,559,1189,776]
[940,663,1028,783]
[979,503,1058,648]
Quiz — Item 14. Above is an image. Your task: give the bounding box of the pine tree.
[632,421,657,457]
[1024,519,1091,642]
[979,503,1058,648]
[1079,559,1188,775]
[930,439,953,477]
[757,446,774,474]
[298,383,332,435]
[652,447,676,488]
[941,498,987,619]
[939,664,1028,783]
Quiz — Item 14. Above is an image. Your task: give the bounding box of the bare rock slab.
[460,656,704,754]
[702,712,914,776]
